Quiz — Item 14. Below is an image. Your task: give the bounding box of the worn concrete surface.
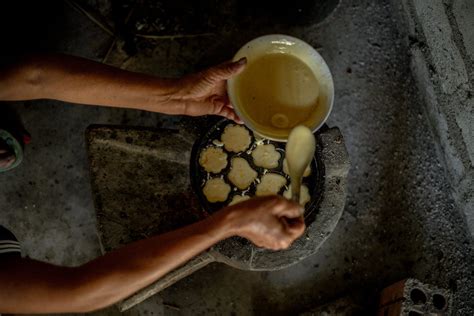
[300,296,363,316]
[396,0,474,237]
[0,0,473,315]
[86,124,348,309]
[87,126,201,252]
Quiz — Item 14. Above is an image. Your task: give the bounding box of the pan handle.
[118,251,216,311]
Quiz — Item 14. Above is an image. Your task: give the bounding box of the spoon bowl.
[285,126,316,212]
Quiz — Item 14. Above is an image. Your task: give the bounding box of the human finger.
[227,109,243,124]
[217,106,235,120]
[204,58,247,82]
[271,235,296,250]
[271,198,303,218]
[282,217,306,237]
[227,101,244,124]
[217,105,243,124]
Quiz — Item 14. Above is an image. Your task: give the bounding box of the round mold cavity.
[410,288,427,305]
[432,293,447,310]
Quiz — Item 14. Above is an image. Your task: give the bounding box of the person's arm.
[0,53,245,121]
[0,196,304,314]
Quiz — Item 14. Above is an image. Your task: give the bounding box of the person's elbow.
[0,55,45,101]
[15,56,45,93]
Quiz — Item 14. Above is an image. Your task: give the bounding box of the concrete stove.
[86,122,349,311]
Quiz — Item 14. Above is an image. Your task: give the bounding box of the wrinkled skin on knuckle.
[219,68,234,79]
[208,65,233,83]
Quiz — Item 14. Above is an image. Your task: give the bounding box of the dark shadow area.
[105,0,339,59]
[0,1,69,56]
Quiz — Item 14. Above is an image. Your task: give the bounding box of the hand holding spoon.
[285,125,316,214]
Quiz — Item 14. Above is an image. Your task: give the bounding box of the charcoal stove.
[86,120,349,311]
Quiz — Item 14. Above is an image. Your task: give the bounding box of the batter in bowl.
[233,53,320,136]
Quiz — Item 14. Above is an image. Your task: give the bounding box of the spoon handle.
[291,177,301,205]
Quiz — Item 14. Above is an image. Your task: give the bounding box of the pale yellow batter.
[228,194,250,206]
[252,144,281,169]
[227,157,258,190]
[234,53,320,136]
[199,147,228,173]
[203,178,231,203]
[221,124,251,153]
[283,158,311,177]
[283,184,311,206]
[256,173,287,196]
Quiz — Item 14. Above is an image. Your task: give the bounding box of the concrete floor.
[0,0,473,315]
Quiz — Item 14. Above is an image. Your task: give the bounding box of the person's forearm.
[0,210,236,314]
[70,210,234,312]
[0,54,184,114]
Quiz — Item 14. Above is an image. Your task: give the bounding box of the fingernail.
[237,57,247,65]
[233,116,244,124]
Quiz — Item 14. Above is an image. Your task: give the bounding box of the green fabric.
[0,129,23,172]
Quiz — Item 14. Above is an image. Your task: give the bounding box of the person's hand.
[171,58,247,123]
[223,196,306,250]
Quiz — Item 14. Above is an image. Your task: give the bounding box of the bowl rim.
[227,34,335,142]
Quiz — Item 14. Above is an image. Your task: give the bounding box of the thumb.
[273,199,304,218]
[218,105,243,123]
[283,217,305,237]
[205,57,247,82]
